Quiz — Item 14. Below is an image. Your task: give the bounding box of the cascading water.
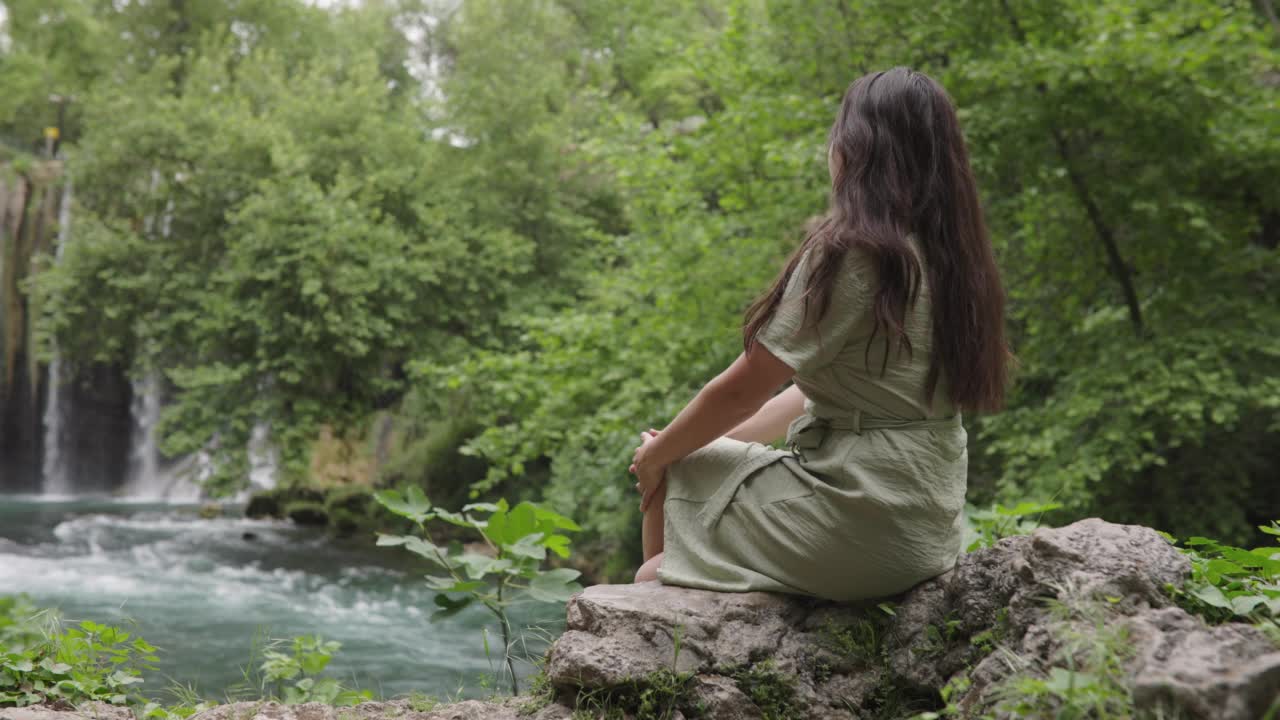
[247,421,280,493]
[121,374,203,502]
[39,357,70,496]
[40,178,73,497]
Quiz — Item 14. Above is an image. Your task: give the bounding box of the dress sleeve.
[755,248,871,375]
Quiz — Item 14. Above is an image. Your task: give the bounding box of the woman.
[628,67,1009,602]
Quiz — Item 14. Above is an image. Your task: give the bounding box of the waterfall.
[247,421,279,492]
[40,357,70,496]
[31,172,268,502]
[40,178,73,497]
[121,375,203,502]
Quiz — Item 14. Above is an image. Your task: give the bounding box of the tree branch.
[998,0,1146,337]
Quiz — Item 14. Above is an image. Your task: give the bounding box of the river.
[0,496,562,702]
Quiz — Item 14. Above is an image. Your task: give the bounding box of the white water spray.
[40,178,73,496]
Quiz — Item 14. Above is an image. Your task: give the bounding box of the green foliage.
[24,0,595,494]
[8,0,1278,575]
[571,668,698,720]
[725,661,802,720]
[1165,520,1280,624]
[0,605,158,708]
[963,502,1064,552]
[373,488,583,694]
[0,595,42,650]
[416,0,1280,561]
[259,635,370,706]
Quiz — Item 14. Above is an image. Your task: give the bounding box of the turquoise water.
[0,496,562,701]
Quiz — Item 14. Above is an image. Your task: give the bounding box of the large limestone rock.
[541,518,1280,719]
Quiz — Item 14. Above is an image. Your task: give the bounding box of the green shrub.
[1164,520,1280,625]
[374,488,583,695]
[259,635,370,706]
[0,606,158,708]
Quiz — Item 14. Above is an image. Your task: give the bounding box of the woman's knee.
[634,552,663,583]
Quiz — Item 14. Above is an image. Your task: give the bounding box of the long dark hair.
[744,67,1009,413]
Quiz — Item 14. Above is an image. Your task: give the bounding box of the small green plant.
[964,501,1063,552]
[0,608,159,708]
[259,635,370,706]
[139,684,218,720]
[1163,520,1280,624]
[406,691,440,713]
[570,668,696,720]
[919,611,965,658]
[0,595,43,650]
[990,594,1134,720]
[908,672,973,720]
[725,661,802,720]
[968,607,1009,654]
[373,488,583,695]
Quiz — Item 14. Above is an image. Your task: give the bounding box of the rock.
[689,675,762,720]
[244,492,281,519]
[199,502,222,519]
[282,501,328,527]
[0,703,133,720]
[541,518,1280,719]
[1125,608,1280,719]
[545,579,898,717]
[886,517,1191,693]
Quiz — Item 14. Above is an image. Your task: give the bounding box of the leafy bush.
[0,605,158,708]
[0,595,42,651]
[1165,520,1280,625]
[963,502,1063,552]
[259,635,370,706]
[373,489,583,695]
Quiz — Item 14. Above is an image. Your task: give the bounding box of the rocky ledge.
[5,519,1278,720]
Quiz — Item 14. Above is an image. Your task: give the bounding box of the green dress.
[657,240,968,602]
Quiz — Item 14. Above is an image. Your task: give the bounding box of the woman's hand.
[631,429,666,512]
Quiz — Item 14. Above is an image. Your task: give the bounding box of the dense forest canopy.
[1,0,1277,575]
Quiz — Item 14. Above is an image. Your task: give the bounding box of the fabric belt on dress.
[694,411,962,531]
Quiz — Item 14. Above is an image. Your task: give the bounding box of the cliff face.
[0,162,133,493]
[4,519,1278,720]
[0,161,61,491]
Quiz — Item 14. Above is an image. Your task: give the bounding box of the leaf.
[381,535,447,565]
[532,505,582,532]
[1226,595,1272,616]
[431,594,474,620]
[544,534,571,558]
[425,576,486,594]
[506,534,548,560]
[1189,583,1232,609]
[485,502,540,546]
[526,568,583,603]
[38,658,71,675]
[109,670,143,686]
[373,487,434,524]
[433,509,476,529]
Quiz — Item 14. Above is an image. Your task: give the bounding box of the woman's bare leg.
[642,480,667,561]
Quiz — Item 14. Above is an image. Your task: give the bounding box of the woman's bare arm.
[632,345,794,475]
[725,384,807,445]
